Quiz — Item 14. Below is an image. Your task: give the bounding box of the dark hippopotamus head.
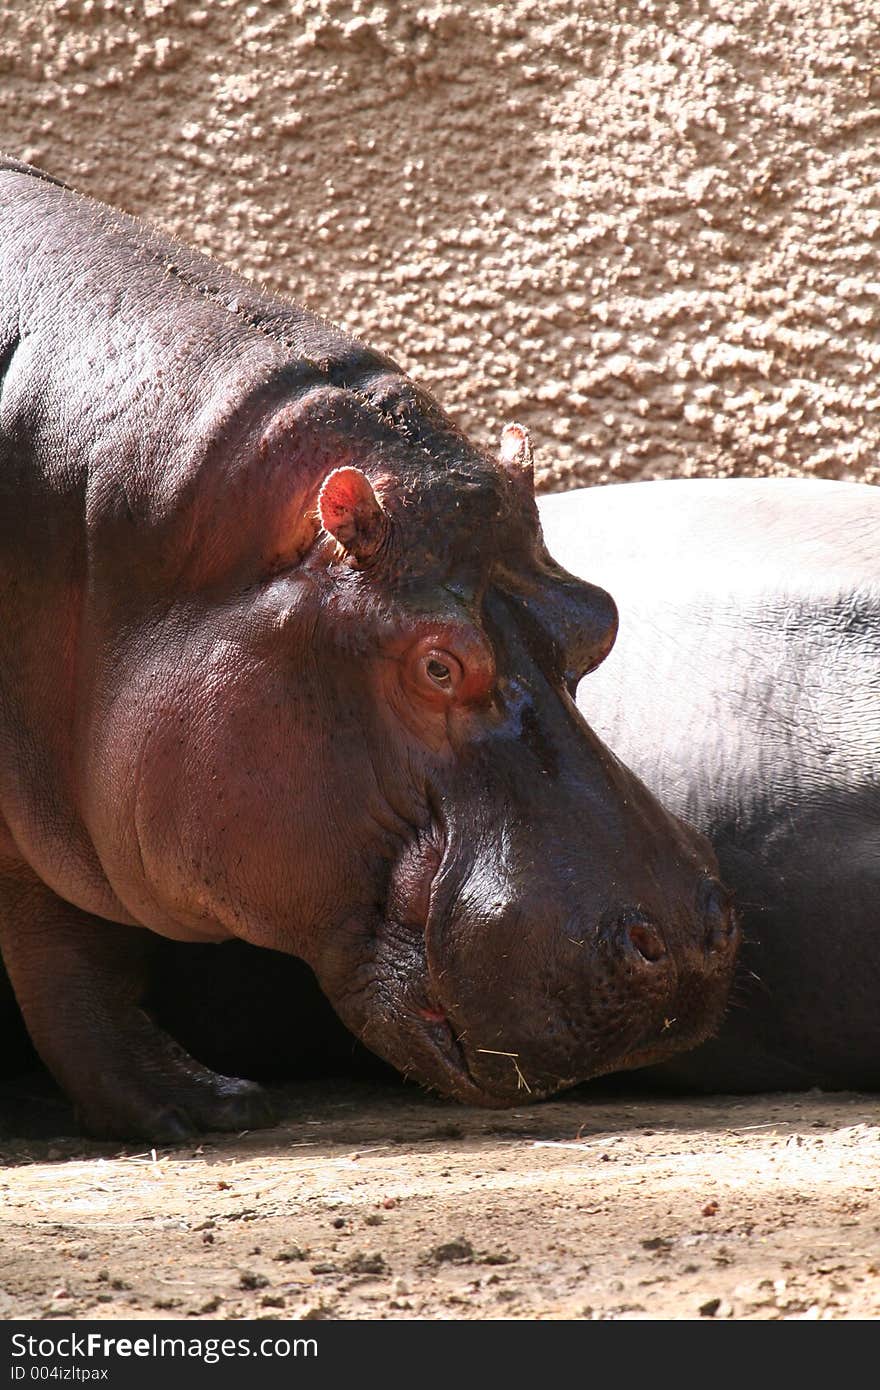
[92,382,738,1106]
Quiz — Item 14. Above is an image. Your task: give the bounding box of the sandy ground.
[1,1079,879,1322]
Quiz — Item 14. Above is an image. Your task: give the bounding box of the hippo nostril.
[626,920,667,964]
[698,877,736,952]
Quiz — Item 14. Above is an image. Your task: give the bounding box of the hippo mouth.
[402,1001,493,1105]
[365,816,496,1106]
[411,916,738,1109]
[407,969,735,1108]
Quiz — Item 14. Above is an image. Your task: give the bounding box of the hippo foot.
[0,884,279,1143]
[73,1041,278,1143]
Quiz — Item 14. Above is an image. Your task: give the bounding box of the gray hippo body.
[539,477,880,1090]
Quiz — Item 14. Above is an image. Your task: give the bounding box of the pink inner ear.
[318,467,375,528]
[318,466,385,557]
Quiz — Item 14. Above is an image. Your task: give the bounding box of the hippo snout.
[410,860,742,1107]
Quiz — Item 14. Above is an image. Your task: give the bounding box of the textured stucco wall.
[2,0,879,489]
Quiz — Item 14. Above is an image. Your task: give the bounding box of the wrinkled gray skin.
[0,158,738,1141]
[540,477,880,1090]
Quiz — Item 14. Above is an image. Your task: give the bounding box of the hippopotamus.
[539,477,880,1091]
[0,158,738,1140]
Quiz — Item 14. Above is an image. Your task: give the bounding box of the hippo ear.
[318,467,388,563]
[500,422,534,491]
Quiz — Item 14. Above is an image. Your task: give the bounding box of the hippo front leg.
[0,872,275,1141]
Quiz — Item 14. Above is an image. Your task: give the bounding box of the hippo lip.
[382,817,513,1104]
[361,808,488,1102]
[410,985,560,1108]
[414,833,548,1105]
[405,1007,492,1105]
[396,849,495,1101]
[411,1006,567,1106]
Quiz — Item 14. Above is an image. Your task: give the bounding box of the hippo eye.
[426,658,452,686]
[415,649,464,699]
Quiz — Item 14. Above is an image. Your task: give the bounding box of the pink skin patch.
[500,422,530,465]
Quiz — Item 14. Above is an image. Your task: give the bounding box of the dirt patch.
[1,1080,878,1321]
